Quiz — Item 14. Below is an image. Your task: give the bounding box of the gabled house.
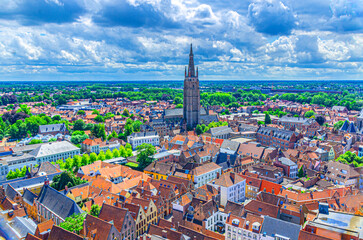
[35,184,82,224]
[98,203,135,240]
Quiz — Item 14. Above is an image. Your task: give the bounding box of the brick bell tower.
[183,44,200,129]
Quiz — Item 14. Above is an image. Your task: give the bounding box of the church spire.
[188,43,195,77]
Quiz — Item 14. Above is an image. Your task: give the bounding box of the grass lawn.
[125,162,139,168]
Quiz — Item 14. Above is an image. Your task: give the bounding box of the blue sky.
[0,0,362,81]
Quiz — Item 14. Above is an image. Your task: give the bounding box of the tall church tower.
[183,44,200,128]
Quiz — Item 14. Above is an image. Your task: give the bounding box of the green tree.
[335,151,363,167]
[50,171,87,191]
[125,143,132,150]
[90,152,97,163]
[334,120,344,131]
[92,109,100,115]
[52,115,61,121]
[59,213,85,234]
[107,130,118,140]
[173,97,183,105]
[64,157,73,171]
[77,110,85,115]
[29,139,43,145]
[73,119,86,131]
[105,149,113,160]
[119,145,126,157]
[92,124,106,140]
[315,115,325,125]
[90,205,101,217]
[17,104,31,115]
[73,155,82,169]
[81,154,90,166]
[71,133,89,145]
[175,104,183,108]
[112,148,120,158]
[136,143,156,170]
[304,110,315,118]
[297,166,305,178]
[122,108,130,117]
[196,124,203,135]
[264,113,271,125]
[132,120,142,133]
[97,151,106,161]
[94,115,104,123]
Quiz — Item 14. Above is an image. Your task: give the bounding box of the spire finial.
[190,43,193,55]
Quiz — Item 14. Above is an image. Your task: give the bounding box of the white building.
[192,162,222,188]
[208,172,246,207]
[29,141,80,164]
[127,131,160,150]
[0,141,79,181]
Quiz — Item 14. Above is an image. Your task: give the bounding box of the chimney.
[65,185,68,192]
[162,230,168,239]
[246,221,250,229]
[272,188,275,195]
[217,172,220,179]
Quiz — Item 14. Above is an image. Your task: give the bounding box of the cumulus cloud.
[248,0,297,35]
[0,0,84,25]
[329,0,363,32]
[93,0,179,28]
[0,0,361,80]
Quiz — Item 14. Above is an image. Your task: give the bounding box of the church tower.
[183,44,200,128]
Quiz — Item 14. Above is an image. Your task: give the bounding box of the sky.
[0,0,362,81]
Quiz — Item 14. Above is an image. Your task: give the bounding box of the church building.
[183,44,200,128]
[163,44,218,128]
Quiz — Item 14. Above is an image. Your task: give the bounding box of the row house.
[98,203,136,240]
[250,164,284,184]
[256,126,302,150]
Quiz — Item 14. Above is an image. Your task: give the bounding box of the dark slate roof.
[257,126,295,141]
[260,216,301,240]
[340,120,349,131]
[347,122,357,133]
[1,172,62,190]
[164,108,183,117]
[165,107,207,117]
[216,152,237,171]
[209,126,233,136]
[22,189,37,206]
[37,185,82,220]
[39,123,67,134]
[4,184,19,200]
[200,114,218,123]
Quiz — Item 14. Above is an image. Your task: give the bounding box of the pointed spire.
[188,43,195,77]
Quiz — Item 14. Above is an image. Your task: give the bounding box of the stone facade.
[183,44,200,128]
